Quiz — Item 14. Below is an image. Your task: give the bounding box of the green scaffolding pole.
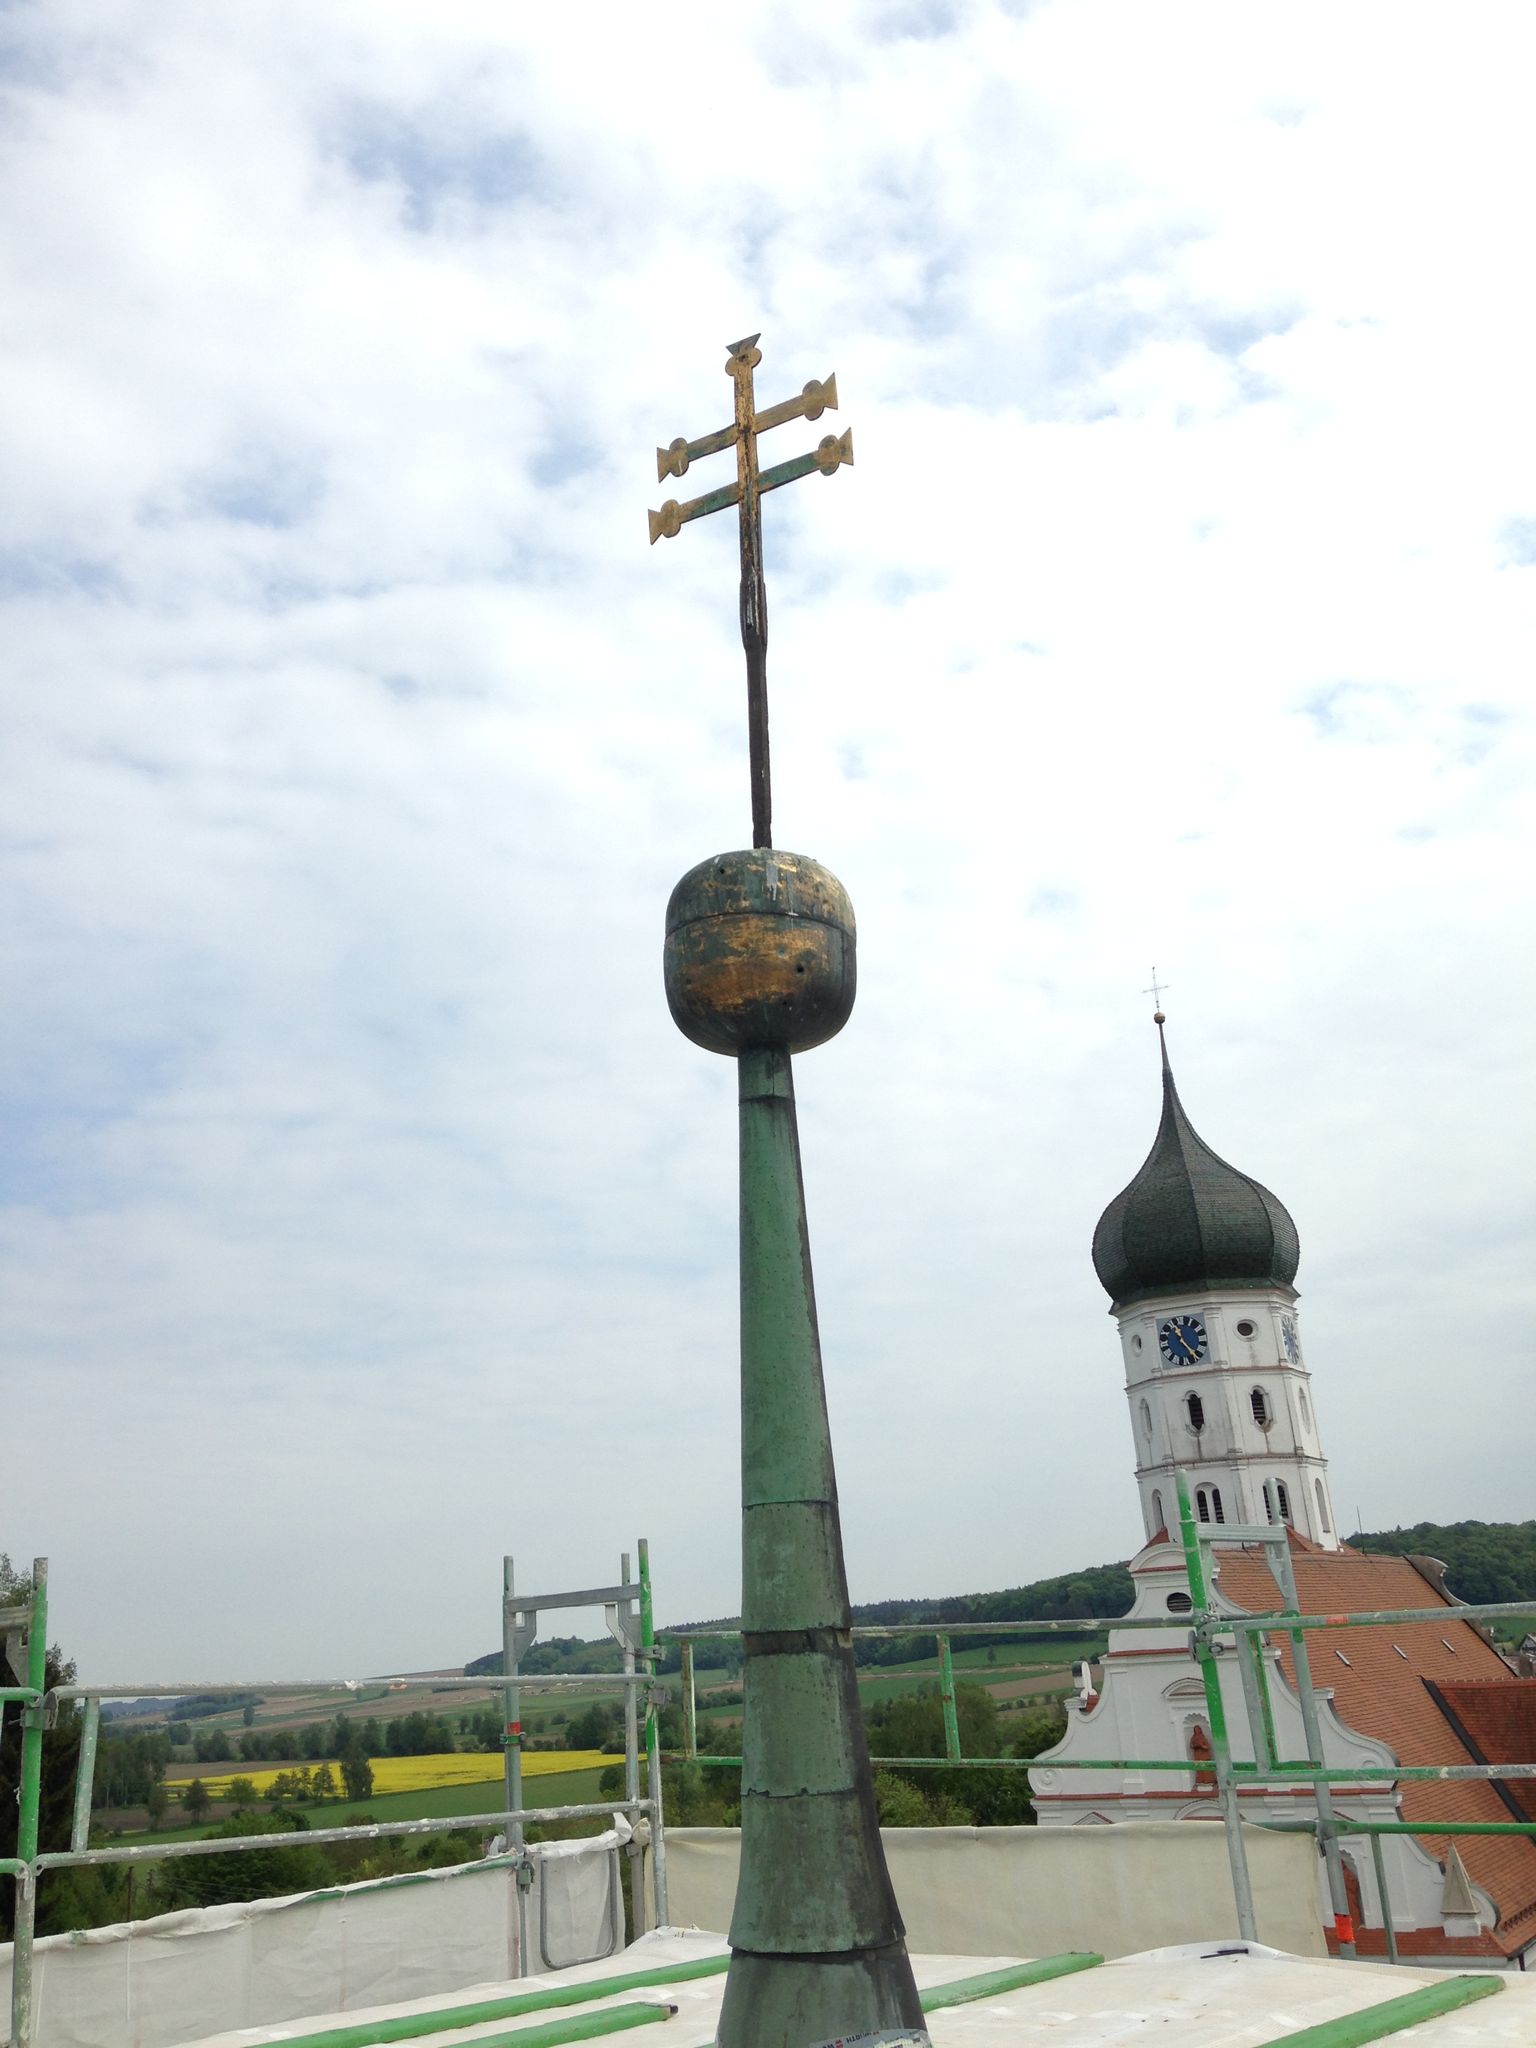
[1175,1473,1259,1943]
[938,1635,961,1762]
[637,1537,668,1929]
[11,1559,49,2048]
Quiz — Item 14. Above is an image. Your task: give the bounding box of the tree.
[154,1812,329,1912]
[97,1729,171,1808]
[872,1770,933,1827]
[145,1784,169,1831]
[566,1702,622,1751]
[863,1683,1038,1827]
[310,1763,338,1803]
[226,1776,260,1811]
[1011,1704,1068,1761]
[0,1556,84,1937]
[184,1778,211,1823]
[340,1753,374,1801]
[865,1683,1002,1763]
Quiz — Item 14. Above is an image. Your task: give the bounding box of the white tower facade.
[1117,1285,1337,1546]
[1091,1016,1339,1549]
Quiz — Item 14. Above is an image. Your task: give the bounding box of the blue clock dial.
[1158,1314,1208,1366]
[1281,1315,1300,1363]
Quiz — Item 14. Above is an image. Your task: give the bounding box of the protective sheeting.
[660,1821,1328,1961]
[183,1928,1536,2047]
[0,1825,627,2048]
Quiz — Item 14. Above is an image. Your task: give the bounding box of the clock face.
[1281,1315,1300,1363]
[1158,1314,1208,1367]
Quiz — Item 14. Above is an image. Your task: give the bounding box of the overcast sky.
[4,2,1533,1681]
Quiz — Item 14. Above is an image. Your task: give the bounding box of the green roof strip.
[235,1955,727,2048]
[1256,1971,1503,2046]
[460,2007,676,2047]
[920,1952,1105,2008]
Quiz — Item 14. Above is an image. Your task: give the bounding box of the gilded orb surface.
[664,848,856,1055]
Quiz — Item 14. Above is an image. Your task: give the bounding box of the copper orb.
[664,849,856,1056]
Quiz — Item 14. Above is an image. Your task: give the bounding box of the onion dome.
[1092,1016,1300,1307]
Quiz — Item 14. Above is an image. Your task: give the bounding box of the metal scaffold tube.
[617,1552,643,1940]
[1270,1529,1357,1958]
[938,1635,961,1761]
[637,1537,669,1929]
[1174,1474,1259,1943]
[68,1698,100,1855]
[10,1559,49,2048]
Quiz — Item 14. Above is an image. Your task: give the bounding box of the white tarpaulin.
[180,1929,1536,2048]
[0,1826,627,2048]
[659,1821,1328,1961]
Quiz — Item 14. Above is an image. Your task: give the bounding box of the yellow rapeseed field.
[178,1750,617,1802]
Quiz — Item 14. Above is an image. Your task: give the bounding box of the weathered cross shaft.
[648,336,853,851]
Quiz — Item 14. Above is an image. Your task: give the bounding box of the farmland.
[162,1749,617,1799]
[112,1765,612,1847]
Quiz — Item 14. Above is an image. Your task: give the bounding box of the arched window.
[1210,1486,1225,1524]
[1315,1478,1331,1532]
[1299,1389,1312,1431]
[1152,1487,1165,1531]
[1139,1398,1153,1446]
[1196,1488,1211,1524]
[1250,1386,1271,1427]
[1263,1481,1276,1523]
[1276,1479,1292,1524]
[1186,1392,1205,1432]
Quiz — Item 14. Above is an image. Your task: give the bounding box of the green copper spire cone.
[664,850,924,2047]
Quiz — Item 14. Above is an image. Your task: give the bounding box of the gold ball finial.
[1153,1010,1166,1025]
[665,848,856,1056]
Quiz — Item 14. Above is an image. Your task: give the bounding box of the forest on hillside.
[464,1522,1536,1676]
[1352,1520,1536,1609]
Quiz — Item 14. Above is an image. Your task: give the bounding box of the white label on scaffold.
[808,2033,932,2047]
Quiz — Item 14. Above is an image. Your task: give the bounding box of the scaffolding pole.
[9,1559,48,2048]
[1175,1474,1259,1943]
[638,1537,668,1929]
[1269,1527,1357,1958]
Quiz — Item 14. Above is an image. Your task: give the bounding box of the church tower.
[1091,1016,1339,1548]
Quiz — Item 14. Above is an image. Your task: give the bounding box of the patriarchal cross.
[649,335,854,850]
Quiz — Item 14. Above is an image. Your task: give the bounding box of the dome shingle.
[1092,1023,1300,1307]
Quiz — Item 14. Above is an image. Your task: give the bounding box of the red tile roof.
[1212,1537,1536,1958]
[1434,1679,1536,1822]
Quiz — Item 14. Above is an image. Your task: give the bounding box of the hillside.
[1352,1520,1536,1609]
[464,1522,1536,1675]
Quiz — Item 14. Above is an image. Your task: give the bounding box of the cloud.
[1,0,1532,1677]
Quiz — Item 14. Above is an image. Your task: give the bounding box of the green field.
[857,1637,1104,1677]
[843,1636,1102,1709]
[110,1766,611,1848]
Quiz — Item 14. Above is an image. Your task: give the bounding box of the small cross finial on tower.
[1143,967,1168,1024]
[648,336,854,850]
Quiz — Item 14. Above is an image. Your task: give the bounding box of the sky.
[3,1,1533,1680]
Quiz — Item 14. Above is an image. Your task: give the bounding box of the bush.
[154,1813,330,1912]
